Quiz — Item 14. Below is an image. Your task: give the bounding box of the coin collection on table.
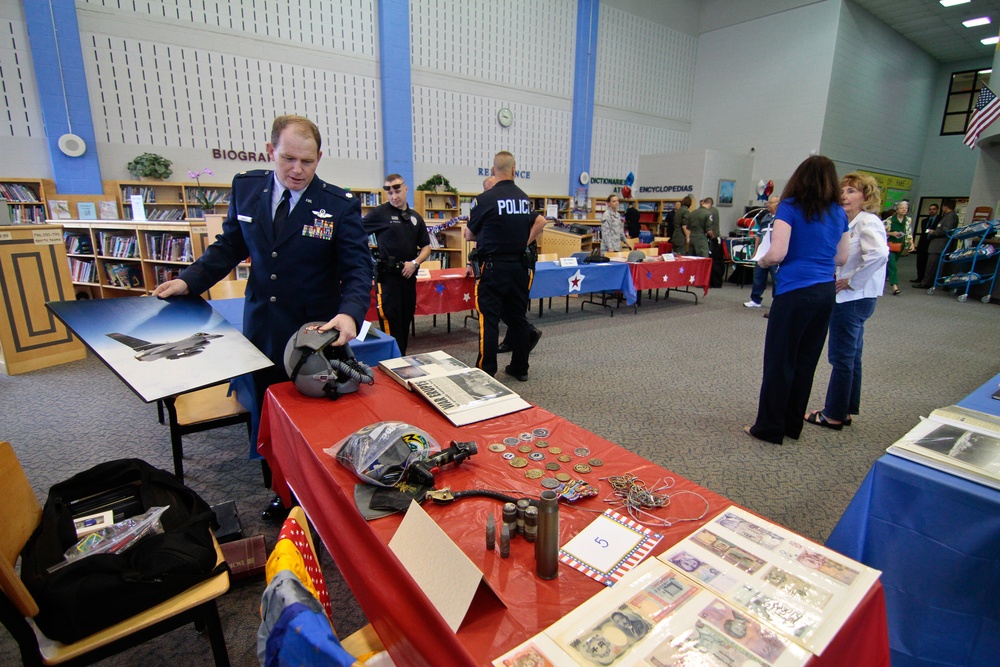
[485,427,599,502]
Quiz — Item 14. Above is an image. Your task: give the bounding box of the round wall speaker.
[57,133,86,157]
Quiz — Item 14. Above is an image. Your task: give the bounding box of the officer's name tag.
[237,214,253,223]
[559,257,578,267]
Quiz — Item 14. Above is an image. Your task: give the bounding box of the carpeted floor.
[2,254,996,665]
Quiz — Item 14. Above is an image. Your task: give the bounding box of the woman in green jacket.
[883,201,912,295]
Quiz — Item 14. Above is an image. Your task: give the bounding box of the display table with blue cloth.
[529,260,637,315]
[209,298,401,458]
[826,371,1000,667]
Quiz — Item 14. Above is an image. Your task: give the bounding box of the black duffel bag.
[19,459,223,643]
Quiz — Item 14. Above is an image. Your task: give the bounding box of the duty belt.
[477,254,522,262]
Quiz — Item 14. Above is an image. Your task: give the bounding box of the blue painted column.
[24,0,102,194]
[569,0,599,197]
[377,0,415,191]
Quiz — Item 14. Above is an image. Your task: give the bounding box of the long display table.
[258,380,888,667]
[629,256,713,305]
[826,371,1000,667]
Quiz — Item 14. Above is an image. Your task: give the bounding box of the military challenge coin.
[524,469,544,480]
[487,443,507,453]
[510,457,528,468]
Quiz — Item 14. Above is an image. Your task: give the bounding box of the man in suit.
[910,203,939,285]
[153,115,373,517]
[916,198,958,289]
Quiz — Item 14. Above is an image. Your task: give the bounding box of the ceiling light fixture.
[981,36,1000,45]
[963,17,992,28]
[940,0,971,7]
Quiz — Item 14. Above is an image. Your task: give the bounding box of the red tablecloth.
[366,268,475,320]
[258,381,888,667]
[629,256,712,296]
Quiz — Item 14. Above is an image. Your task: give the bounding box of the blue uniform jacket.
[179,170,373,364]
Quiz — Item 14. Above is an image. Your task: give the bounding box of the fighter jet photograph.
[47,295,272,403]
[106,331,223,361]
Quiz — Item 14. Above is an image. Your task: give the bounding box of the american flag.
[964,85,1000,148]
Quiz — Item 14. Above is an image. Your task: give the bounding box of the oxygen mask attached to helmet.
[283,322,375,399]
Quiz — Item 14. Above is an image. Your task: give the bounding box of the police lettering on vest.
[497,198,531,215]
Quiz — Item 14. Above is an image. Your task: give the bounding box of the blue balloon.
[624,172,635,187]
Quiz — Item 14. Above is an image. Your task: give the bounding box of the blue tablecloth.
[530,261,637,305]
[827,371,1000,666]
[209,298,401,457]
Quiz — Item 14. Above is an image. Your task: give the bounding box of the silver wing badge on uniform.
[312,209,333,219]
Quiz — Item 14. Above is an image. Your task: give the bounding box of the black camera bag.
[19,459,223,643]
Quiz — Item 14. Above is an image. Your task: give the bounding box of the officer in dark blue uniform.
[465,152,546,380]
[363,174,430,354]
[153,115,372,517]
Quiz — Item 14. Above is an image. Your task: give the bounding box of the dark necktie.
[273,189,291,235]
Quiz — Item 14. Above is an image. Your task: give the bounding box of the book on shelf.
[494,505,881,666]
[99,200,119,219]
[76,202,98,220]
[0,182,39,202]
[886,405,1000,490]
[103,262,142,288]
[49,200,71,219]
[379,350,530,426]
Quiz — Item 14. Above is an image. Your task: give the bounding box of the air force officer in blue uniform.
[153,114,373,448]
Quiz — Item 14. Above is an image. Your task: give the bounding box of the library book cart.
[927,219,1000,303]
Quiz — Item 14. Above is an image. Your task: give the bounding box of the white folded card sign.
[558,257,578,267]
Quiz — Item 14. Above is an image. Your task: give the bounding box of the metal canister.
[502,502,517,537]
[535,489,559,579]
[516,498,530,536]
[524,505,538,543]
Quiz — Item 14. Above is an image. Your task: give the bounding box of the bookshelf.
[416,190,459,221]
[116,180,231,221]
[350,188,383,216]
[529,195,572,221]
[61,220,208,299]
[0,178,54,224]
[417,190,468,268]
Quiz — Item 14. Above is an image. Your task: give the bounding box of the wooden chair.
[0,441,231,666]
[205,279,247,300]
[162,383,250,483]
[157,278,251,482]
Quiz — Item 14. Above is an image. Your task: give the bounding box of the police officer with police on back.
[464,151,546,381]
[363,174,431,354]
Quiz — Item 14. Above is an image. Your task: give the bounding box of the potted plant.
[127,153,173,180]
[416,174,457,194]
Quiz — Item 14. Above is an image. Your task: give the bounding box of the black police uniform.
[362,202,429,354]
[178,170,373,450]
[467,179,535,378]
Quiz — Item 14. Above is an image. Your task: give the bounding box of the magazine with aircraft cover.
[383,351,530,426]
[47,295,272,402]
[886,405,1000,491]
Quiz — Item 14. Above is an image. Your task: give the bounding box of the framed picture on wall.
[718,179,735,207]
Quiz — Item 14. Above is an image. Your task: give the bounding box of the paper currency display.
[493,558,812,667]
[886,405,1000,490]
[657,506,880,656]
[492,506,879,666]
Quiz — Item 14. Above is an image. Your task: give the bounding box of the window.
[942,69,992,135]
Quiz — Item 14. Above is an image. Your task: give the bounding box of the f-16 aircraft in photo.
[106,331,222,361]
